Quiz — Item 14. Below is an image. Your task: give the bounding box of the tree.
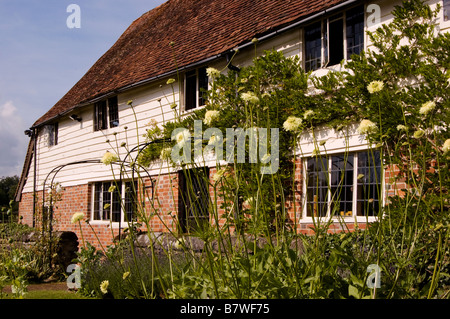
[0,175,19,221]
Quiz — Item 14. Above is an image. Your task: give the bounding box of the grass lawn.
[1,282,96,299]
[23,290,93,299]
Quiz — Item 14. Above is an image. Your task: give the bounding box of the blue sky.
[0,0,165,177]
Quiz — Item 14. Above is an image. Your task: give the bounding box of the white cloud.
[0,101,28,177]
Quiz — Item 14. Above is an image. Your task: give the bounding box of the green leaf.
[348,284,360,299]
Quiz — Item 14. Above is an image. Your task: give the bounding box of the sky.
[0,0,166,178]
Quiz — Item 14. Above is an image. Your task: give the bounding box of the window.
[94,96,119,131]
[46,123,58,146]
[92,181,137,223]
[444,0,450,21]
[184,67,208,111]
[304,150,381,218]
[304,5,364,71]
[178,167,210,232]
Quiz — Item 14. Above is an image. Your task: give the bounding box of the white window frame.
[90,180,137,227]
[93,96,119,132]
[182,67,209,112]
[301,149,383,223]
[303,4,365,71]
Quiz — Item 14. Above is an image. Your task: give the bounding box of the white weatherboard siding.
[22,0,448,195]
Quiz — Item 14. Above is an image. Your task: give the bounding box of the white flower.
[71,212,85,224]
[357,119,378,135]
[174,238,185,250]
[100,280,109,294]
[397,124,408,131]
[203,110,220,125]
[283,116,302,132]
[172,129,190,146]
[443,139,450,154]
[419,101,435,115]
[243,197,255,208]
[303,110,314,119]
[160,147,172,160]
[212,168,226,183]
[367,81,384,94]
[208,134,222,146]
[206,67,221,78]
[55,184,63,194]
[101,151,118,165]
[166,78,176,85]
[241,91,259,104]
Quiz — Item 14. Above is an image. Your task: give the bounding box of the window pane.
[198,67,208,107]
[108,96,119,128]
[444,0,450,21]
[111,182,122,223]
[125,181,137,222]
[357,151,382,216]
[330,154,354,216]
[185,70,197,110]
[329,18,344,65]
[306,156,328,217]
[93,183,101,220]
[102,182,111,220]
[305,22,322,71]
[346,5,364,58]
[178,168,210,233]
[47,123,58,146]
[94,101,107,131]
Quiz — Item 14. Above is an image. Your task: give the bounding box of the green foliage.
[77,0,449,299]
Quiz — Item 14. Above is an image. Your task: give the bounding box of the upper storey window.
[94,96,119,131]
[304,5,364,71]
[184,67,208,111]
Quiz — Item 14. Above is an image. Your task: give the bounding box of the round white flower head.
[101,151,118,165]
[206,67,221,78]
[443,139,450,154]
[241,91,259,104]
[71,212,85,224]
[212,168,226,183]
[367,81,384,94]
[172,129,190,146]
[100,280,109,294]
[160,147,172,160]
[208,134,222,146]
[204,110,220,125]
[283,116,302,132]
[397,124,408,131]
[303,110,315,119]
[419,101,436,115]
[357,119,378,135]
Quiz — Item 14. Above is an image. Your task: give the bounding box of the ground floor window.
[91,181,137,223]
[178,167,210,233]
[304,150,382,218]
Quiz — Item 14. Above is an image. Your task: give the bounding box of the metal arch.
[40,138,171,246]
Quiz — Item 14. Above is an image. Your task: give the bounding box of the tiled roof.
[32,0,348,127]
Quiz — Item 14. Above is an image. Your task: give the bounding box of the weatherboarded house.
[15,0,450,248]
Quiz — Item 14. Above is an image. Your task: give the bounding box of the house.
[15,0,450,248]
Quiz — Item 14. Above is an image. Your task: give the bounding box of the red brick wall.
[18,161,400,249]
